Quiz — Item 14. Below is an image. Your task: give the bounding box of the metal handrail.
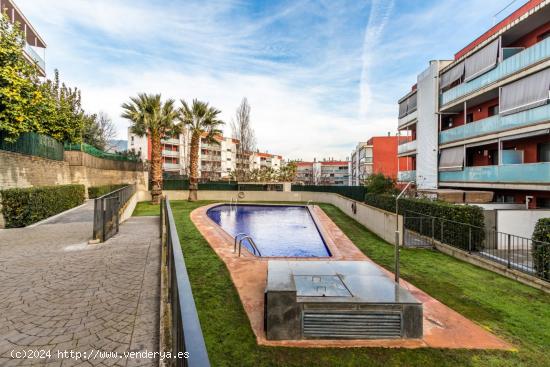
[162,197,210,366]
[92,184,135,242]
[234,233,249,253]
[238,235,262,257]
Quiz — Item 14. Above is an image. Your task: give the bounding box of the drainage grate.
[302,311,402,339]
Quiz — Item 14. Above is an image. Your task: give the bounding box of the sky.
[17,0,523,161]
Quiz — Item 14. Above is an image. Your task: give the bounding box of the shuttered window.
[464,38,500,81]
[500,68,550,116]
[439,146,464,171]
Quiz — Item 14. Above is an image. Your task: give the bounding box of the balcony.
[162,150,179,157]
[398,140,417,155]
[398,109,418,129]
[439,163,550,183]
[441,37,550,107]
[398,170,416,182]
[163,163,181,171]
[439,103,550,145]
[23,43,45,74]
[161,137,179,145]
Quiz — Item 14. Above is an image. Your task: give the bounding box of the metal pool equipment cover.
[264,261,423,340]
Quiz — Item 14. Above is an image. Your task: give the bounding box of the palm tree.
[121,94,179,204]
[179,99,224,201]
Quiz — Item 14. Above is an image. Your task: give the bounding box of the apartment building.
[1,0,46,76]
[128,129,283,179]
[250,152,283,171]
[350,136,407,185]
[397,0,550,207]
[296,160,351,186]
[296,162,316,184]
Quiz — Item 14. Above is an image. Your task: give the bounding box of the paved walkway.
[0,201,160,366]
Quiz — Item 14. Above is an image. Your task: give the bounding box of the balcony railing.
[161,138,179,145]
[23,43,45,72]
[398,170,416,182]
[398,109,418,129]
[439,103,550,145]
[441,37,550,107]
[162,150,179,157]
[439,163,550,183]
[163,163,181,170]
[398,140,417,155]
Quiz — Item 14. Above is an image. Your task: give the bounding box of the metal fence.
[92,185,135,242]
[64,142,140,162]
[161,197,210,367]
[403,210,550,281]
[0,131,64,161]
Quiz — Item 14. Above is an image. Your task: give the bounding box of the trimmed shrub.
[88,184,127,199]
[364,193,485,251]
[532,218,550,280]
[0,184,85,228]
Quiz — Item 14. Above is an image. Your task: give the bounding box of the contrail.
[359,0,394,122]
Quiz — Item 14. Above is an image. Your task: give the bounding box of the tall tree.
[0,13,42,140]
[121,94,179,204]
[179,99,224,201]
[82,111,116,150]
[231,97,256,181]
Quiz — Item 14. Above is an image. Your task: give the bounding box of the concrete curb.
[27,200,91,228]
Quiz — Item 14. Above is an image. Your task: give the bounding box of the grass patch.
[135,201,550,367]
[132,201,160,216]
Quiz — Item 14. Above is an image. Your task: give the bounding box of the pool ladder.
[229,197,239,210]
[234,233,261,257]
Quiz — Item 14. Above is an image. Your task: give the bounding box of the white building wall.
[415,61,441,190]
[127,128,148,161]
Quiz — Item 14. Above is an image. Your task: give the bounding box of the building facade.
[1,0,47,76]
[397,0,550,207]
[295,160,351,186]
[128,128,283,179]
[350,136,408,185]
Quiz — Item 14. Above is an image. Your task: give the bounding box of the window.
[495,194,515,203]
[488,105,499,116]
[538,143,550,162]
[538,31,550,42]
[466,113,474,123]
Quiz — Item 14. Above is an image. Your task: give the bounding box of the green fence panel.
[64,142,139,162]
[0,132,64,161]
[199,182,238,191]
[291,184,367,201]
[162,179,190,190]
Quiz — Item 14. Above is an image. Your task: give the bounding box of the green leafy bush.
[88,184,127,199]
[364,193,485,251]
[0,184,85,228]
[363,173,396,195]
[532,218,550,280]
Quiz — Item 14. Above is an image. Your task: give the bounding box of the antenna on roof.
[493,0,517,25]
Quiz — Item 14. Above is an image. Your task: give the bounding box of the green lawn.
[134,200,550,367]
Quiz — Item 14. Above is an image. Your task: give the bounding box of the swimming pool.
[206,204,331,257]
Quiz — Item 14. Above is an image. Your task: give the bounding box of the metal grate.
[302,311,402,339]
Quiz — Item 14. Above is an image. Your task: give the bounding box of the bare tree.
[231,97,256,181]
[82,111,117,151]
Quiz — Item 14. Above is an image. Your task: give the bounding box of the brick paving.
[0,201,160,366]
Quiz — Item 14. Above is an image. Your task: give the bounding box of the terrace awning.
[464,38,500,82]
[439,146,464,171]
[440,61,465,90]
[500,68,550,116]
[398,92,417,118]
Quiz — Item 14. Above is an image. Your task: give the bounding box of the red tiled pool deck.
[190,203,513,350]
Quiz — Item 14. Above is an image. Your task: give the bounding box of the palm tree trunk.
[188,133,200,201]
[150,134,163,204]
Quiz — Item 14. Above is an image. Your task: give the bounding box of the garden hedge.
[532,218,550,280]
[88,184,127,199]
[0,184,85,228]
[365,193,485,251]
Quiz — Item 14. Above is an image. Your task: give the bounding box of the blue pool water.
[206,204,331,257]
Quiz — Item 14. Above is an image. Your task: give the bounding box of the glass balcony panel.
[439,163,550,183]
[23,43,45,71]
[398,170,416,182]
[439,103,550,144]
[398,140,417,154]
[441,37,550,106]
